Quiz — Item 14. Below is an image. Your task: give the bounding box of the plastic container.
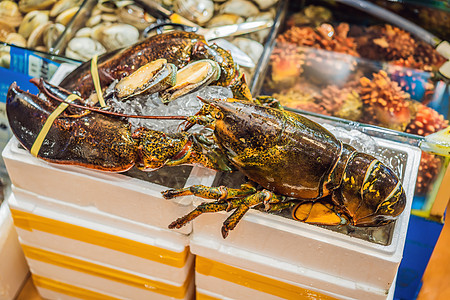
[7,190,195,300]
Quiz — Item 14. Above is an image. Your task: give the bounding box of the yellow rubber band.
[30,94,82,157]
[91,54,107,107]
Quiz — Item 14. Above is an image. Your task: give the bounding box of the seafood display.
[6,31,407,238]
[60,0,156,60]
[57,0,281,80]
[59,31,252,102]
[261,4,449,196]
[0,0,82,68]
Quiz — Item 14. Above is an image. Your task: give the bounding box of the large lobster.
[6,32,406,238]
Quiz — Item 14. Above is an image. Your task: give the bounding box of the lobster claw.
[6,82,138,172]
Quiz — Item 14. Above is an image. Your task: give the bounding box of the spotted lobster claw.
[6,82,138,172]
[6,80,236,173]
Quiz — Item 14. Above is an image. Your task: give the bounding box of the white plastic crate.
[3,137,216,235]
[0,200,28,300]
[189,135,421,295]
[7,190,195,299]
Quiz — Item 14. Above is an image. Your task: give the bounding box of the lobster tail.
[336,153,406,226]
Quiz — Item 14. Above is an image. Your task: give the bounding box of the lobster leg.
[133,128,233,172]
[162,182,257,200]
[167,189,278,238]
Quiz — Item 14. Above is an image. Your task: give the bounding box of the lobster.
[6,82,406,239]
[5,31,406,238]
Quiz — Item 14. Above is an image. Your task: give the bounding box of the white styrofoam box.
[8,189,194,285]
[195,271,396,300]
[192,242,396,300]
[0,200,29,300]
[3,137,217,234]
[190,137,421,292]
[25,254,195,300]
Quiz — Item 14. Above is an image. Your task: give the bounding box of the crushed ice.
[108,85,233,133]
[322,123,405,179]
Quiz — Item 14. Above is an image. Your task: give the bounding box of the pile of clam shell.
[0,0,82,68]
[63,0,280,77]
[63,0,156,61]
[168,0,280,78]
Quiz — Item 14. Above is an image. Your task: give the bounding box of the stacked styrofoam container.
[0,198,29,300]
[190,137,421,300]
[3,137,216,299]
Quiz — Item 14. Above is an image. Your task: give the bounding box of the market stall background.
[0,0,449,299]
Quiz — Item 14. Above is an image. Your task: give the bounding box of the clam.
[27,21,52,49]
[231,37,264,64]
[246,12,275,43]
[220,0,259,18]
[5,33,27,47]
[0,22,16,42]
[117,4,156,30]
[65,37,106,61]
[253,0,278,10]
[55,6,80,26]
[86,14,102,27]
[92,23,139,51]
[50,0,83,17]
[100,14,119,23]
[174,0,215,26]
[75,27,93,38]
[96,0,117,13]
[0,51,11,68]
[18,0,56,13]
[207,14,244,27]
[0,1,23,28]
[160,59,221,103]
[116,58,177,100]
[43,23,65,50]
[18,11,50,39]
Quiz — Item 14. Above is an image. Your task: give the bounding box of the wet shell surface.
[206,13,244,27]
[116,58,177,100]
[117,4,156,30]
[231,37,264,64]
[246,12,275,43]
[253,0,278,10]
[220,0,259,18]
[18,0,57,13]
[91,23,139,51]
[27,21,52,48]
[5,33,27,47]
[174,0,215,26]
[0,22,16,42]
[18,10,50,39]
[0,1,24,27]
[160,59,221,103]
[55,6,79,26]
[43,23,65,50]
[65,37,106,61]
[50,0,83,17]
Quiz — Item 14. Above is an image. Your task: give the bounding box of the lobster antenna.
[35,78,188,120]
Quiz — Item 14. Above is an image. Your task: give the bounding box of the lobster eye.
[215,111,224,119]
